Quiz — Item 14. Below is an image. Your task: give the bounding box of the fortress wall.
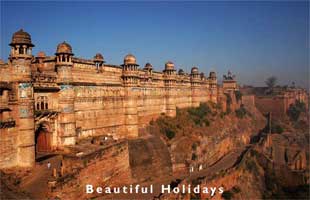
[255,96,286,117]
[137,87,167,126]
[74,86,126,139]
[72,64,123,85]
[242,95,255,107]
[0,128,19,168]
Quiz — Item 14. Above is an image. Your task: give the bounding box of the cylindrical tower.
[190,66,201,107]
[121,54,139,138]
[208,71,218,103]
[55,42,76,146]
[93,53,105,72]
[9,29,35,167]
[163,61,177,117]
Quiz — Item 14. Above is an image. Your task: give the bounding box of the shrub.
[192,143,197,151]
[203,118,210,126]
[188,103,211,119]
[287,100,306,121]
[191,153,197,160]
[271,123,284,134]
[235,106,247,118]
[165,128,175,140]
[231,186,241,193]
[222,191,234,200]
[234,90,242,102]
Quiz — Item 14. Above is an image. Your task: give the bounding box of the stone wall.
[57,141,132,199]
[1,51,220,169]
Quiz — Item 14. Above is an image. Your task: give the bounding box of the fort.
[0,29,238,169]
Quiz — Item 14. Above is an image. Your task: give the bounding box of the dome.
[10,29,34,47]
[178,69,185,75]
[37,51,46,58]
[56,41,73,55]
[209,71,217,78]
[191,66,199,74]
[165,61,175,70]
[123,54,138,65]
[144,63,153,70]
[94,53,104,62]
[0,59,5,64]
[200,72,205,79]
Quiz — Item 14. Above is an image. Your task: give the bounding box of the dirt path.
[19,155,61,199]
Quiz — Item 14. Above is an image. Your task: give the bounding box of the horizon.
[1,1,309,89]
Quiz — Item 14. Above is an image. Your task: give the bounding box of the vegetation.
[165,128,176,140]
[265,76,277,89]
[235,105,247,118]
[191,153,197,160]
[271,123,284,134]
[187,103,212,127]
[192,143,198,151]
[234,90,242,102]
[151,101,223,140]
[287,100,306,121]
[222,190,234,200]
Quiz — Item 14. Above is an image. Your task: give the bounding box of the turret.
[121,54,139,86]
[190,66,200,86]
[8,29,35,167]
[163,61,177,117]
[208,71,218,102]
[9,29,34,60]
[55,42,76,146]
[55,41,74,83]
[93,53,105,72]
[163,61,176,86]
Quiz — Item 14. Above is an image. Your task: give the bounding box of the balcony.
[0,99,10,113]
[0,119,16,129]
[35,109,59,120]
[32,72,60,92]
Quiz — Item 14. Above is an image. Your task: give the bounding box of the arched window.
[36,96,49,110]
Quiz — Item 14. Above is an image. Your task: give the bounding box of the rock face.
[170,132,310,200]
[128,136,173,183]
[167,102,266,177]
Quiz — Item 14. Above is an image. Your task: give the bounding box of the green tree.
[265,76,277,89]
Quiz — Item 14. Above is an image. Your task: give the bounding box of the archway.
[35,122,52,152]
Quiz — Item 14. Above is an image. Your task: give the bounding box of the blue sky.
[1,1,308,88]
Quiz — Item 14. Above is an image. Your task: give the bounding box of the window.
[36,96,48,110]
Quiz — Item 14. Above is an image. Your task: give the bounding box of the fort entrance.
[34,110,58,154]
[35,122,52,152]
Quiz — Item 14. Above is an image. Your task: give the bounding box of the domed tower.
[190,66,200,85]
[93,53,105,72]
[121,54,139,137]
[208,71,218,103]
[190,67,201,107]
[55,42,76,146]
[143,63,153,82]
[200,72,206,81]
[208,71,217,85]
[9,29,35,167]
[178,69,185,76]
[144,62,153,72]
[55,41,74,82]
[163,61,177,117]
[163,61,176,86]
[55,41,73,64]
[9,29,34,60]
[121,54,139,86]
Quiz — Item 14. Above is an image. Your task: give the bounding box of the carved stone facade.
[0,29,229,168]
